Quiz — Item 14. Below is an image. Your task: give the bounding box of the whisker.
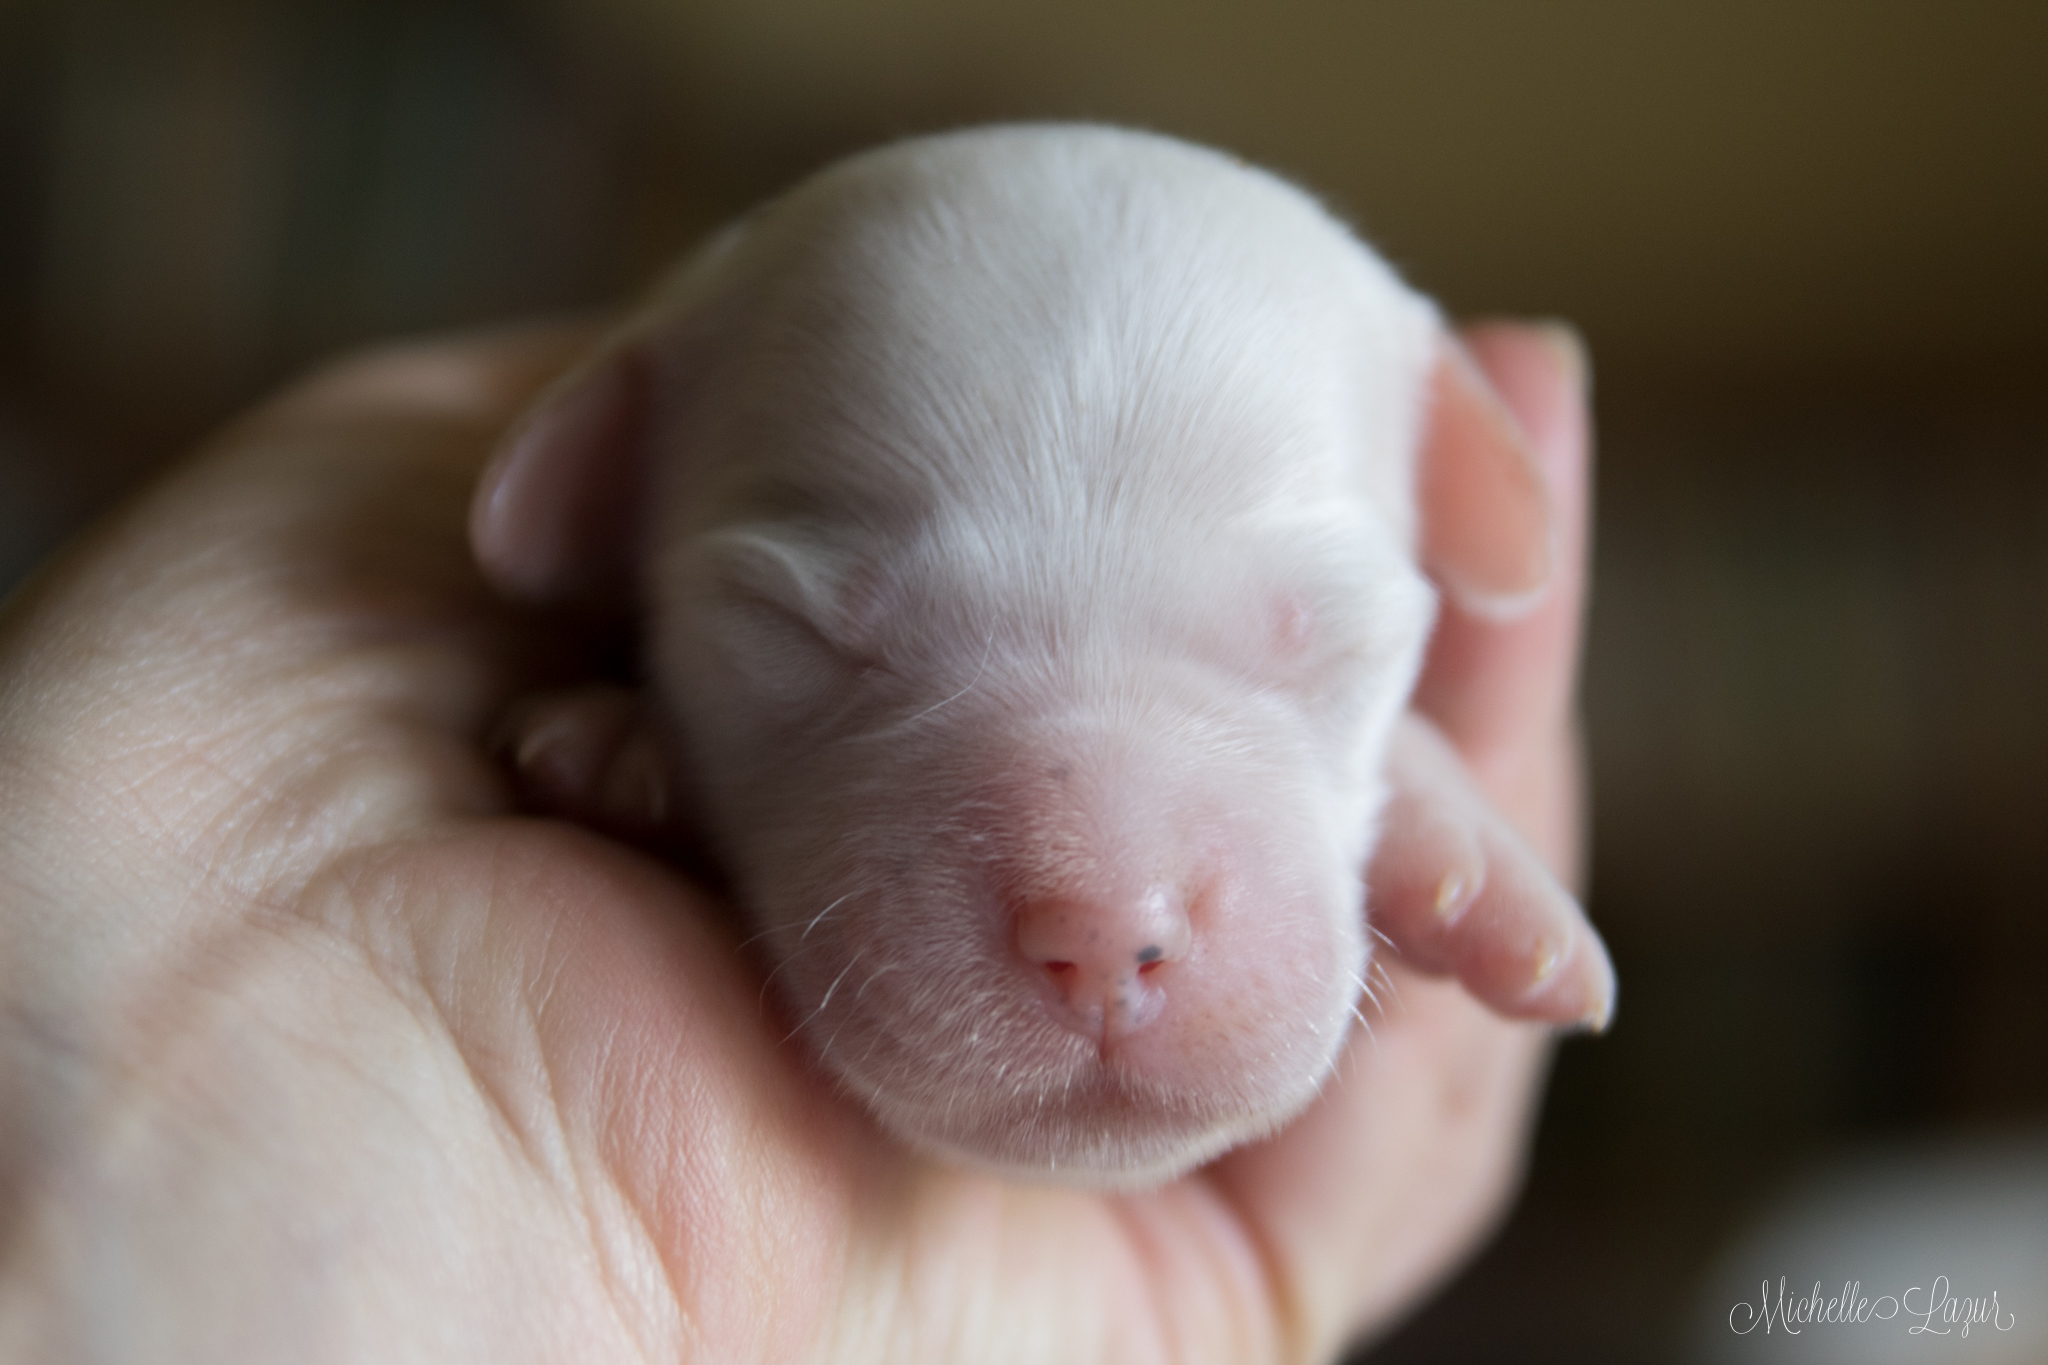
[785,950,865,1044]
[1369,955,1403,1010]
[1349,966,1388,1050]
[1356,975,1383,1017]
[757,953,796,1015]
[800,891,856,942]
[1352,1004,1379,1054]
[897,627,996,729]
[1345,983,1382,1054]
[854,963,900,1000]
[756,934,834,1014]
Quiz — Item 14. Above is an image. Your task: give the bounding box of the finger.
[1369,716,1614,1031]
[1411,322,1591,787]
[1418,335,1556,619]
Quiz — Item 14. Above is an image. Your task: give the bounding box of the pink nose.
[1013,886,1193,1042]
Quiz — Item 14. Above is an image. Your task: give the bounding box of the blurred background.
[2,1,2044,1359]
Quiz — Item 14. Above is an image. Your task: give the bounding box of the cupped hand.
[0,321,1596,1363]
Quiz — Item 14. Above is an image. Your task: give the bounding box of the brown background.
[3,2,2044,1359]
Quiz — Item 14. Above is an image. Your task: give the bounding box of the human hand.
[0,320,1596,1362]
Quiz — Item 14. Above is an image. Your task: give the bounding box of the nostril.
[1012,887,1192,1040]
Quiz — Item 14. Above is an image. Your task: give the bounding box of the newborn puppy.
[473,125,1602,1188]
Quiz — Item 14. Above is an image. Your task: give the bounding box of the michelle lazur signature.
[1730,1276,2017,1339]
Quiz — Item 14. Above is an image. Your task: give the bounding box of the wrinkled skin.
[0,320,1593,1364]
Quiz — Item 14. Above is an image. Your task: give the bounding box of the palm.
[0,324,1582,1363]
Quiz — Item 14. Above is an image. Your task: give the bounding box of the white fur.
[632,126,1439,1186]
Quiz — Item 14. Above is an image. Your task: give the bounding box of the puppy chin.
[861,1067,1333,1192]
[817,966,1358,1190]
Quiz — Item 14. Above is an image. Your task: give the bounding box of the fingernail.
[1443,321,1582,626]
[1439,335,1558,622]
[1557,947,1617,1036]
[1434,867,1477,921]
[1428,814,1487,927]
[1559,985,1616,1037]
[514,711,577,773]
[1446,575,1554,623]
[1586,989,1614,1033]
[1530,319,1590,402]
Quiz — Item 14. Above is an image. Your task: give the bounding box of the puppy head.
[471,126,1552,1186]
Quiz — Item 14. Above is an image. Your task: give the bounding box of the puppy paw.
[1367,714,1616,1032]
[493,685,679,839]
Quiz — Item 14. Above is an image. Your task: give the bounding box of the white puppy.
[472,124,1600,1188]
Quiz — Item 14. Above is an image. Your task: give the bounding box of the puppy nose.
[1013,886,1192,1042]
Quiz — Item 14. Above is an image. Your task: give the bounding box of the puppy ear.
[469,340,652,606]
[1417,334,1556,619]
